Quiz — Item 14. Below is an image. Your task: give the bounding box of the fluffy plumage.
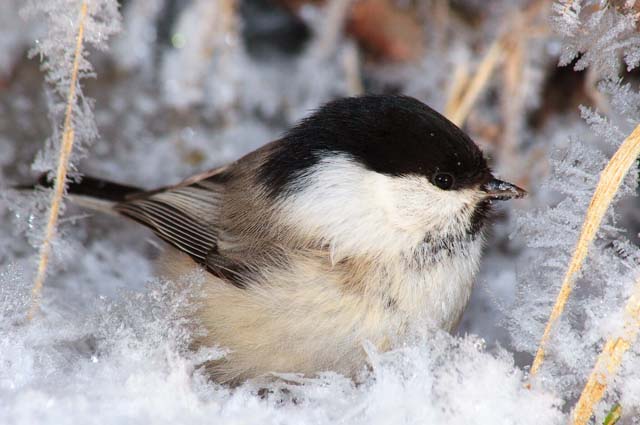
[44,95,525,384]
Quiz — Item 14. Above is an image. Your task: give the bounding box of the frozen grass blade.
[529,124,640,378]
[571,283,640,425]
[28,1,88,320]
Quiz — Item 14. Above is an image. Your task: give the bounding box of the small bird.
[38,95,525,384]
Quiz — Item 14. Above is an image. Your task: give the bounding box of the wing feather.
[115,177,224,264]
[113,163,265,289]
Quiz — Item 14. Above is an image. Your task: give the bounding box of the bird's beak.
[481,178,527,201]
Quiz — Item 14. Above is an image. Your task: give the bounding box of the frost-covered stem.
[446,39,503,126]
[529,124,640,378]
[571,282,640,425]
[28,1,88,321]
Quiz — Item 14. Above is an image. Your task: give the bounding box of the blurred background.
[2,0,610,187]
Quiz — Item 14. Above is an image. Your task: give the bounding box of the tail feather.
[17,173,225,267]
[46,174,143,202]
[19,174,144,214]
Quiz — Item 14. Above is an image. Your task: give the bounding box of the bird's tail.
[17,173,144,214]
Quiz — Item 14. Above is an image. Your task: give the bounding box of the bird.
[34,94,525,384]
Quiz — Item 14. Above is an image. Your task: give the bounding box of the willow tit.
[39,95,525,384]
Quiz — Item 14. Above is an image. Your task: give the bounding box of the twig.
[529,124,640,378]
[28,1,88,320]
[571,283,640,425]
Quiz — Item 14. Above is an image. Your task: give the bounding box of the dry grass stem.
[196,0,237,71]
[343,42,364,95]
[315,0,354,60]
[500,16,525,168]
[529,124,640,377]
[28,1,88,320]
[446,39,503,127]
[571,281,640,425]
[219,0,238,60]
[444,0,550,127]
[444,61,470,120]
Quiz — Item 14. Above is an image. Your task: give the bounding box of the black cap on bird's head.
[261,95,525,201]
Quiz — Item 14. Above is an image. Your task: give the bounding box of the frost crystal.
[21,0,121,174]
[555,1,640,78]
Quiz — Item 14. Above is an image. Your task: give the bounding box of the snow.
[0,274,564,424]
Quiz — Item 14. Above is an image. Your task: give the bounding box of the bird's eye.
[433,173,454,190]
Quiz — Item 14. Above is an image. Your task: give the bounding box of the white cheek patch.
[387,176,482,236]
[278,155,484,259]
[277,156,406,258]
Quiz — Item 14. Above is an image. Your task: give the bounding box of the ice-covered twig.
[571,280,640,425]
[529,124,640,378]
[28,1,88,320]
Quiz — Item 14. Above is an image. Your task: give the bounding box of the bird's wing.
[114,165,269,288]
[115,167,228,265]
